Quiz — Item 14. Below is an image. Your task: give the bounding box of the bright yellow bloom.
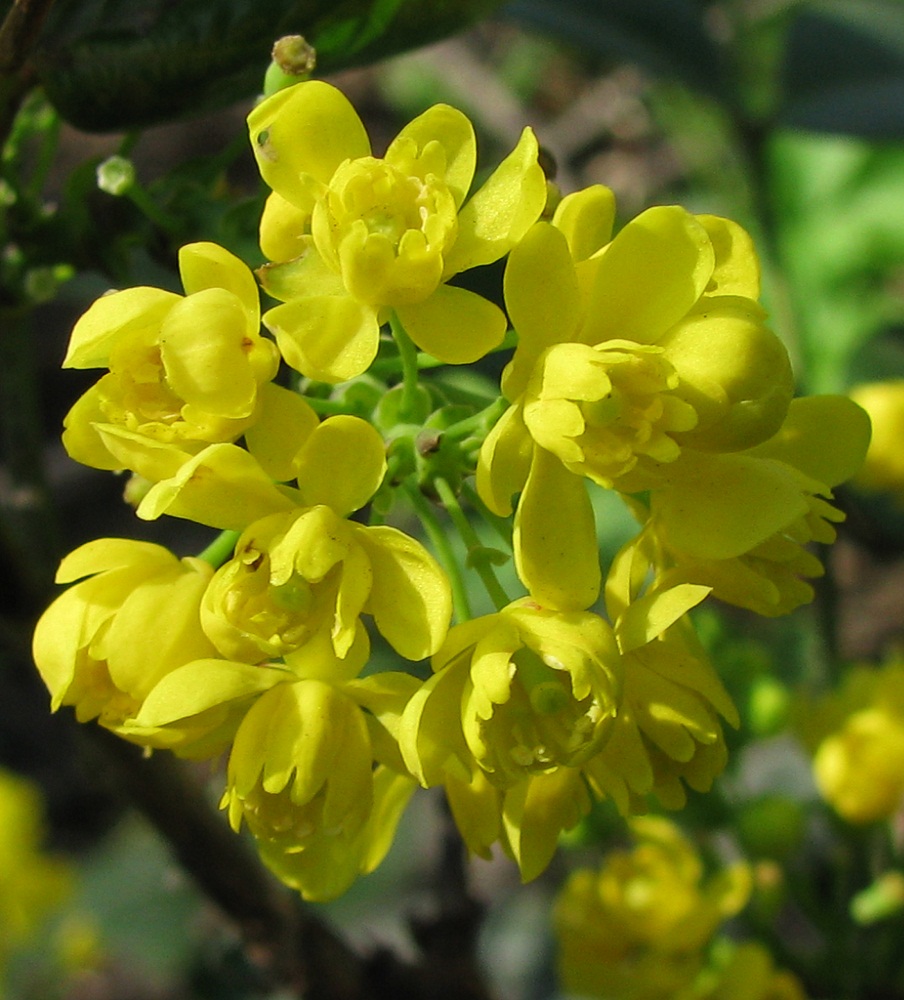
[849,379,904,502]
[699,942,808,1000]
[248,80,547,382]
[554,817,751,1000]
[32,538,218,735]
[584,571,738,812]
[0,769,72,975]
[220,673,418,901]
[478,190,792,609]
[810,660,904,823]
[400,599,622,790]
[201,503,452,668]
[61,243,279,479]
[641,395,871,616]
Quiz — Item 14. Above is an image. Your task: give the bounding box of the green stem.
[461,480,512,550]
[404,479,471,622]
[197,530,241,568]
[433,477,509,613]
[389,311,422,423]
[442,396,508,443]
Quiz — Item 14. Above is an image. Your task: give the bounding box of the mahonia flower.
[806,659,904,824]
[0,769,72,976]
[586,566,738,812]
[61,243,279,480]
[553,817,751,1000]
[32,538,219,738]
[248,79,547,382]
[478,187,793,609]
[400,599,622,790]
[638,395,871,617]
[219,670,419,901]
[849,379,904,503]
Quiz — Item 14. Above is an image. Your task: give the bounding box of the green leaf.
[768,130,904,391]
[21,0,505,131]
[780,0,904,137]
[504,0,730,102]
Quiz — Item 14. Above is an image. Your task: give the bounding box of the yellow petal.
[263,295,380,383]
[442,127,546,276]
[696,215,760,298]
[159,289,259,419]
[386,103,476,208]
[62,384,125,471]
[476,403,533,517]
[357,524,453,660]
[244,383,319,483]
[63,287,180,368]
[94,424,195,482]
[748,395,872,487]
[616,584,712,653]
[295,415,386,516]
[137,443,296,529]
[582,206,714,346]
[135,660,289,727]
[514,448,600,611]
[502,222,581,400]
[178,242,260,325]
[395,285,506,365]
[248,80,370,198]
[652,452,809,560]
[259,189,315,262]
[551,185,616,262]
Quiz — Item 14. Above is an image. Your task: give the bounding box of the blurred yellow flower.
[554,817,750,1000]
[249,80,547,381]
[811,660,904,824]
[849,379,904,501]
[0,769,72,978]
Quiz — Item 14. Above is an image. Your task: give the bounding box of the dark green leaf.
[503,0,730,102]
[780,0,904,137]
[19,0,504,131]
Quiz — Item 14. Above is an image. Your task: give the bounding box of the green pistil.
[511,647,571,715]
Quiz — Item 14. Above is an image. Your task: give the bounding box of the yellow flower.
[642,395,871,616]
[849,379,904,502]
[248,80,547,381]
[582,571,738,813]
[220,673,418,900]
[553,817,751,1000]
[61,243,279,478]
[699,942,808,1000]
[0,769,72,971]
[400,599,622,790]
[201,503,452,668]
[477,190,792,609]
[811,661,904,824]
[32,538,218,734]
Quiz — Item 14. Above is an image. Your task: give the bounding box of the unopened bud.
[263,36,317,96]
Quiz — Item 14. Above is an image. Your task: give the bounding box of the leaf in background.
[503,0,730,102]
[780,0,904,138]
[768,131,904,392]
[17,0,505,131]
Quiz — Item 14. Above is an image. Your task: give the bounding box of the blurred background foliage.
[3,0,904,998]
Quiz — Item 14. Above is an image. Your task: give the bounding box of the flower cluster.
[553,817,806,1000]
[33,76,869,899]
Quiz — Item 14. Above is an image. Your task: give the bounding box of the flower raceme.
[248,79,547,382]
[34,72,871,904]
